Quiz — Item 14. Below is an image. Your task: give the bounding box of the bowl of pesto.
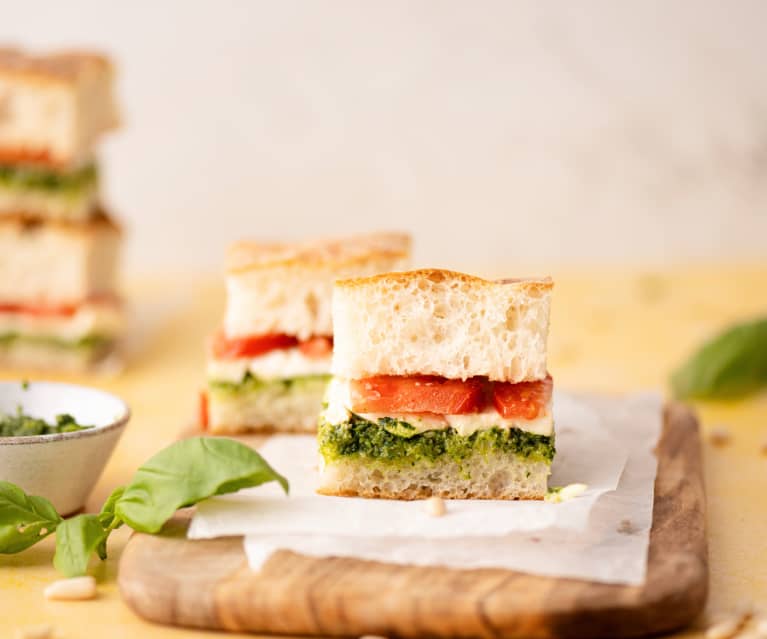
[0,381,129,515]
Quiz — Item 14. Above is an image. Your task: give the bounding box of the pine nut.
[559,483,588,501]
[15,625,53,639]
[424,496,446,517]
[43,576,96,601]
[704,616,743,639]
[709,426,732,446]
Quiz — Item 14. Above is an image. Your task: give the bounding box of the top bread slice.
[223,232,411,341]
[0,48,119,169]
[332,269,552,383]
[0,212,121,305]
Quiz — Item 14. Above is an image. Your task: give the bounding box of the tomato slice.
[0,295,119,318]
[199,390,209,431]
[211,331,299,359]
[350,375,486,414]
[492,375,553,420]
[298,336,333,359]
[0,303,77,317]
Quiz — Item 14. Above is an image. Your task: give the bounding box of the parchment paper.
[189,392,662,585]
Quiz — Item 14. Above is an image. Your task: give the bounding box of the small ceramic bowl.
[0,381,130,515]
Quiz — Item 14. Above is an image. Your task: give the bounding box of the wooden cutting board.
[118,402,707,638]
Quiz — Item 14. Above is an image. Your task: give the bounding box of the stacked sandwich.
[319,269,555,499]
[204,232,411,434]
[0,48,122,371]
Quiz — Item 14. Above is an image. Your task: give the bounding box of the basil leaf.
[114,437,289,533]
[0,481,61,553]
[95,486,125,559]
[672,317,767,400]
[98,486,125,529]
[53,514,108,577]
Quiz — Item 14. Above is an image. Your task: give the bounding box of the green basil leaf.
[53,514,108,577]
[114,437,289,533]
[671,317,767,400]
[96,486,125,559]
[0,481,61,554]
[98,486,125,529]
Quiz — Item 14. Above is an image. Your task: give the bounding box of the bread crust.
[316,487,545,500]
[0,209,121,235]
[0,48,113,86]
[226,231,411,273]
[337,268,553,293]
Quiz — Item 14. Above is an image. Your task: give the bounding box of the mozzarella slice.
[207,347,331,383]
[0,302,123,341]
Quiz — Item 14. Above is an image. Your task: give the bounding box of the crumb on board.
[424,496,446,517]
[708,426,732,447]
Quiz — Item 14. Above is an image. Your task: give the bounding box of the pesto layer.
[319,413,555,468]
[0,163,98,194]
[0,408,92,437]
[0,333,112,352]
[209,373,331,397]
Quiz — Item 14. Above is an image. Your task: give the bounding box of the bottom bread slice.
[318,453,550,500]
[207,375,329,434]
[0,336,117,372]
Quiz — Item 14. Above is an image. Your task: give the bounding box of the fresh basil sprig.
[0,437,288,577]
[671,317,767,400]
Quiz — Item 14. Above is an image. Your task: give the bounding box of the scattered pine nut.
[15,625,53,639]
[704,615,745,639]
[709,426,732,447]
[756,617,767,633]
[760,440,767,456]
[424,496,446,517]
[558,483,588,501]
[43,576,96,601]
[617,519,635,534]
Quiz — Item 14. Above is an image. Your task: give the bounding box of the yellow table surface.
[1,264,765,638]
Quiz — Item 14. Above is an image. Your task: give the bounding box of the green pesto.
[0,163,98,194]
[0,408,92,437]
[208,373,331,397]
[318,413,555,468]
[0,333,112,352]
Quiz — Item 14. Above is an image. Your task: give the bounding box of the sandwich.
[0,49,117,222]
[318,269,554,500]
[0,47,123,371]
[204,232,411,434]
[0,214,123,371]
[0,48,118,170]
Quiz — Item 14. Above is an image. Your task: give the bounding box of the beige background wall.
[2,1,766,274]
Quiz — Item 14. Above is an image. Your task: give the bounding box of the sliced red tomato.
[211,331,298,359]
[199,390,209,430]
[0,302,77,317]
[492,374,553,420]
[298,336,333,359]
[350,375,486,414]
[0,294,119,318]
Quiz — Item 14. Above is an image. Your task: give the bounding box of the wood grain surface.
[118,402,707,638]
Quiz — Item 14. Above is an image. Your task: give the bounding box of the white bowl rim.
[0,381,130,447]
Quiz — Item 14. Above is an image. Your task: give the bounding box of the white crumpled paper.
[189,392,662,585]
